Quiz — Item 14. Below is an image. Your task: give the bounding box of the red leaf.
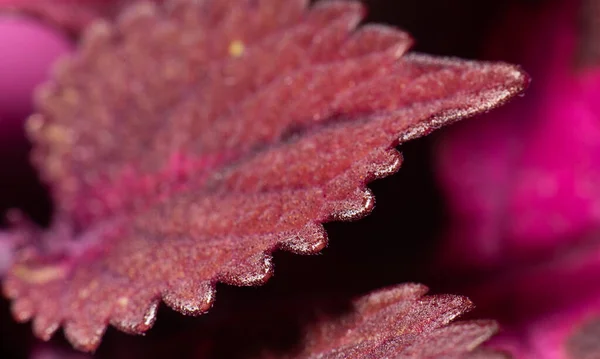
[32,284,509,359]
[1,0,527,351]
[278,284,501,359]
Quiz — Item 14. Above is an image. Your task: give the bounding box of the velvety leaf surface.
[263,284,496,359]
[0,0,141,156]
[1,0,527,352]
[29,284,508,359]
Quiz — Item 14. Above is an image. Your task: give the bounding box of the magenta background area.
[0,16,72,147]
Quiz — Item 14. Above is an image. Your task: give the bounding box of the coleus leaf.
[32,284,510,359]
[1,0,527,352]
[254,284,505,359]
[0,0,140,148]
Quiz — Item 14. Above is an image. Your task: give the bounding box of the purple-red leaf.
[1,0,527,351]
[32,284,508,359]
[278,284,500,359]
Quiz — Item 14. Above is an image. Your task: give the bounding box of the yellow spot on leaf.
[117,297,129,307]
[13,265,66,284]
[228,40,245,57]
